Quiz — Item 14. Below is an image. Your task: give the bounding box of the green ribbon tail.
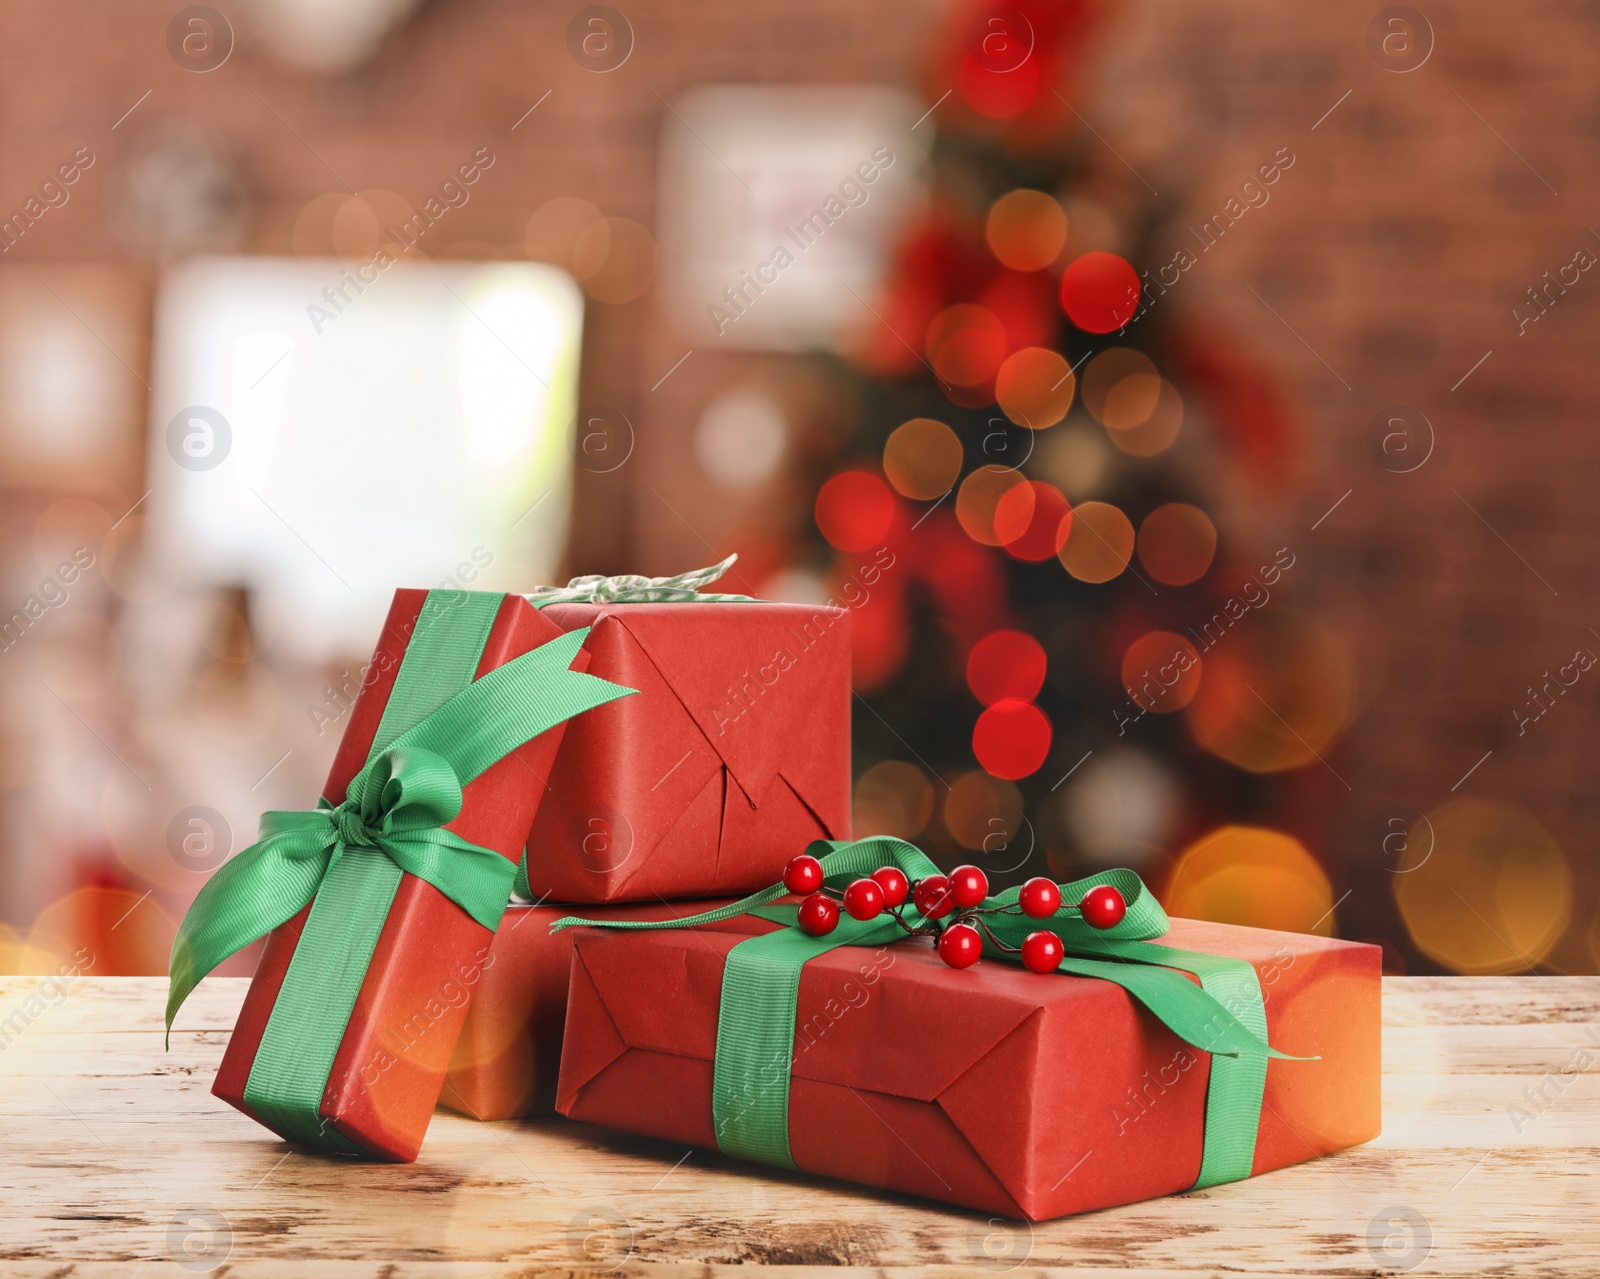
[164,812,336,1045]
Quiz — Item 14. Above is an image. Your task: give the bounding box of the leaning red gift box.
[553,837,1381,1221]
[165,586,634,1160]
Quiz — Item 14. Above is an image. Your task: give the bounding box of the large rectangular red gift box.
[520,602,850,903]
[216,590,582,1161]
[440,898,737,1121]
[556,915,1381,1220]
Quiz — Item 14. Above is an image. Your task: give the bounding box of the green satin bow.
[554,835,1300,1191]
[168,625,635,1038]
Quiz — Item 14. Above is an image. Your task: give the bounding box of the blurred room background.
[0,0,1592,979]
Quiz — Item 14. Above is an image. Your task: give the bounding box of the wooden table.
[1,975,1595,1276]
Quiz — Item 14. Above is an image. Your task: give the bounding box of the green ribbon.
[168,590,636,1152]
[553,835,1300,1189]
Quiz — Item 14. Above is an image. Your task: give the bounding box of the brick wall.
[1,0,1595,968]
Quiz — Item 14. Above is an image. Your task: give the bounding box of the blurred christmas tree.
[798,0,1312,896]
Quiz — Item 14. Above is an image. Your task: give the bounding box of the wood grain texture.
[0,975,1595,1276]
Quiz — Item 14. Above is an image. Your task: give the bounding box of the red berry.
[937,922,983,968]
[783,854,824,896]
[1080,884,1127,929]
[949,864,989,909]
[798,893,839,935]
[843,878,885,920]
[871,865,910,908]
[1021,930,1065,974]
[912,874,956,919]
[1018,876,1062,918]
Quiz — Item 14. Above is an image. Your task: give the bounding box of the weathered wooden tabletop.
[0,975,1595,1276]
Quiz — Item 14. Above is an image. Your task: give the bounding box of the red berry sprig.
[783,857,1128,972]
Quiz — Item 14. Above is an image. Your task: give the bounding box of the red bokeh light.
[1060,252,1141,334]
[998,480,1072,562]
[967,629,1048,705]
[815,471,896,552]
[972,698,1053,779]
[958,48,1042,120]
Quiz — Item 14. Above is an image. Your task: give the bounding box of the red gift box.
[556,914,1381,1220]
[440,898,737,1121]
[520,601,851,902]
[215,590,590,1161]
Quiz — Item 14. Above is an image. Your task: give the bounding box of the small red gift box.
[440,898,737,1121]
[555,914,1381,1220]
[520,586,851,903]
[213,590,612,1161]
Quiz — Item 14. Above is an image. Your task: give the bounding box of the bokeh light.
[1036,424,1112,500]
[571,215,657,304]
[967,629,1048,705]
[883,417,963,500]
[986,189,1069,272]
[1063,748,1178,868]
[694,387,786,488]
[1121,631,1202,712]
[927,304,1008,387]
[1100,371,1161,430]
[1393,798,1572,974]
[526,196,604,268]
[995,346,1075,428]
[853,760,935,840]
[815,470,896,552]
[972,699,1053,779]
[1185,614,1353,773]
[1107,380,1184,456]
[31,885,177,975]
[1082,348,1157,422]
[958,46,1041,120]
[942,770,1024,852]
[1059,252,1140,333]
[956,465,1032,545]
[1137,503,1217,586]
[1164,825,1336,935]
[1058,500,1134,582]
[998,480,1072,562]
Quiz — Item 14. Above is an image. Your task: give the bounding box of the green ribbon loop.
[554,835,1301,1192]
[167,622,637,1039]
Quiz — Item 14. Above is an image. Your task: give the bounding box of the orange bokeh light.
[956,465,1033,545]
[883,417,964,500]
[1185,615,1353,773]
[1058,500,1134,583]
[1393,799,1572,974]
[1108,380,1184,456]
[986,189,1069,272]
[927,304,1009,387]
[853,760,936,840]
[1137,503,1217,586]
[1121,631,1202,713]
[995,346,1075,428]
[1164,825,1335,935]
[941,770,1025,852]
[1082,348,1157,422]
